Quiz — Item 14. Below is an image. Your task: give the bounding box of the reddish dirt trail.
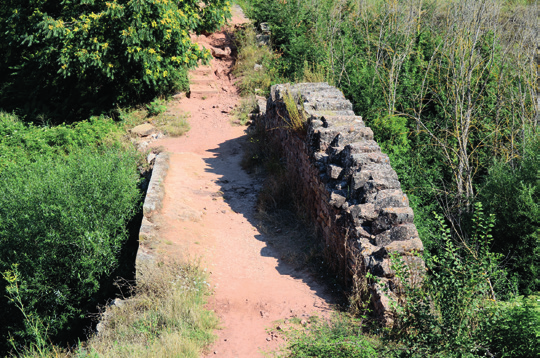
[150,7,336,357]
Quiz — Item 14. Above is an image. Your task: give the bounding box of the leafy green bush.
[0,0,231,121]
[479,136,539,294]
[0,148,141,351]
[389,203,538,357]
[0,112,123,172]
[481,295,540,358]
[283,314,379,358]
[146,98,167,117]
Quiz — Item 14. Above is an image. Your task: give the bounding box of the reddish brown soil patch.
[149,7,336,357]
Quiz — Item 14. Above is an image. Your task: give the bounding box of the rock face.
[259,82,425,325]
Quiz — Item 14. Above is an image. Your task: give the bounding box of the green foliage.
[389,203,538,357]
[0,0,231,121]
[479,136,540,294]
[146,98,167,117]
[481,295,540,357]
[0,112,123,172]
[369,115,410,157]
[0,148,141,351]
[232,25,279,96]
[3,265,51,357]
[282,314,380,358]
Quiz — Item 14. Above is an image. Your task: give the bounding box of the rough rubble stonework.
[259,82,425,324]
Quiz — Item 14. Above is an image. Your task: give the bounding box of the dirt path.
[149,7,335,357]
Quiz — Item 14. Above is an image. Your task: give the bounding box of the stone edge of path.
[137,152,170,262]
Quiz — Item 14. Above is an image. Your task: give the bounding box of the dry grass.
[232,25,277,96]
[151,112,190,137]
[13,259,217,358]
[79,259,218,358]
[232,95,258,125]
[119,105,190,138]
[281,90,306,133]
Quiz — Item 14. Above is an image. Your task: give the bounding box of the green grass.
[232,26,278,97]
[276,313,389,358]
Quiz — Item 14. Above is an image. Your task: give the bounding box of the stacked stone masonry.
[259,83,425,325]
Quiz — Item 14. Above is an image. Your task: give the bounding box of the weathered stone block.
[384,237,424,255]
[330,191,347,208]
[350,203,378,221]
[373,207,414,233]
[368,189,409,209]
[373,224,419,246]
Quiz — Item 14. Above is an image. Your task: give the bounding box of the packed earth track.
[146,6,336,357]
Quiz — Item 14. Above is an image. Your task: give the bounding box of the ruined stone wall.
[260,83,424,324]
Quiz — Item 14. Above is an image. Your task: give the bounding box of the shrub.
[481,295,540,358]
[389,203,538,357]
[146,98,167,117]
[479,136,540,294]
[0,112,124,173]
[0,148,141,351]
[282,314,380,358]
[0,0,232,121]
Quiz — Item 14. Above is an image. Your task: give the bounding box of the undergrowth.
[12,260,218,358]
[232,25,278,97]
[119,100,190,138]
[80,259,218,358]
[276,313,393,358]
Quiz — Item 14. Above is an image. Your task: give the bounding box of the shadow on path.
[203,134,344,306]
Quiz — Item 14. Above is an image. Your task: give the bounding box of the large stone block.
[372,207,414,233]
[373,224,419,246]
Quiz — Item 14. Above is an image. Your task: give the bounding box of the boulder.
[130,123,155,137]
[211,46,231,59]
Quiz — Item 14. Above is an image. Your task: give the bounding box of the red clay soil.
[149,7,336,357]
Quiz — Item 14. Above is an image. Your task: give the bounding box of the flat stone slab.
[143,153,169,217]
[130,123,155,137]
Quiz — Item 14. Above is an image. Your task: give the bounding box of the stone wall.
[259,83,425,324]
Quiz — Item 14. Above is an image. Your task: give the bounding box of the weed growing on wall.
[281,90,306,133]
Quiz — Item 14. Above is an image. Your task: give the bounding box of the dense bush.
[0,0,231,121]
[479,137,540,294]
[0,148,141,351]
[0,112,124,172]
[283,314,379,358]
[390,205,539,357]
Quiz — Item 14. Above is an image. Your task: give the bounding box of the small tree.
[0,0,232,120]
[389,202,521,357]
